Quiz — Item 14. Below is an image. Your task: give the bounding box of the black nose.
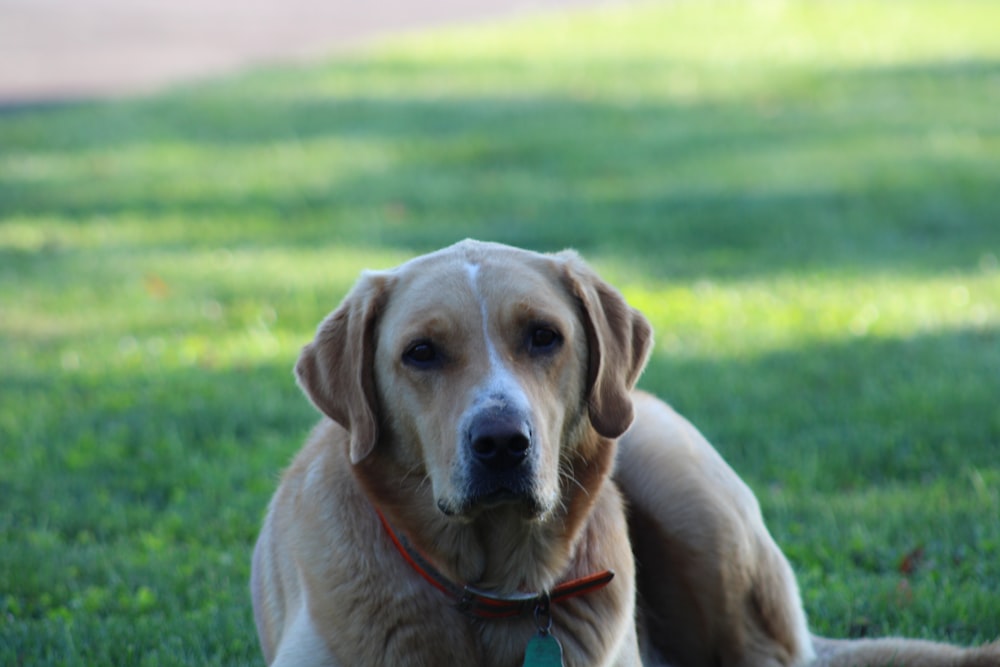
[469,412,531,472]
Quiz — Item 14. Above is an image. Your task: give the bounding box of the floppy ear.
[295,271,393,464]
[560,252,653,439]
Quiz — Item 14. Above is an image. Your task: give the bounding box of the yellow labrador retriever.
[252,240,998,666]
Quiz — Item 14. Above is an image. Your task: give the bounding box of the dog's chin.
[437,489,553,523]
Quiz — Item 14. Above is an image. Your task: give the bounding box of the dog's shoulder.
[268,419,368,553]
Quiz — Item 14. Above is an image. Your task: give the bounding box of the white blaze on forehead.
[464,261,526,403]
[464,262,500,366]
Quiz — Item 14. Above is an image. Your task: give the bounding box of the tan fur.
[251,240,999,667]
[618,392,814,667]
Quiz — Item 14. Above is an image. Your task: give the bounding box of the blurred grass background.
[2,0,999,664]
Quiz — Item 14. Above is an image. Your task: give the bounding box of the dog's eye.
[529,327,562,353]
[403,341,439,368]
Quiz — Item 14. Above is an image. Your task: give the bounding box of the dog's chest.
[365,600,616,667]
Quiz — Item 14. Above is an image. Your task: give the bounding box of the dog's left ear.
[559,252,653,439]
[295,271,393,464]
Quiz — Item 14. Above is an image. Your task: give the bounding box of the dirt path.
[2,0,619,104]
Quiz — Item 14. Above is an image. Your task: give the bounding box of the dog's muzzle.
[464,405,536,510]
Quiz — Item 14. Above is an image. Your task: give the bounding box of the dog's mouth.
[438,478,549,520]
[472,487,528,509]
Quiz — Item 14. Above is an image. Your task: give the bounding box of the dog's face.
[295,241,652,523]
[373,254,588,520]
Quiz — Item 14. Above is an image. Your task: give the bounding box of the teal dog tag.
[522,632,564,667]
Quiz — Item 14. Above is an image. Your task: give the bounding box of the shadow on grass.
[641,327,1000,493]
[1,358,307,537]
[0,359,306,664]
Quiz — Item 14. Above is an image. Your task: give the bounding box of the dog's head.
[295,240,652,522]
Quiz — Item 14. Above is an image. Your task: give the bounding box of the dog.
[251,240,998,666]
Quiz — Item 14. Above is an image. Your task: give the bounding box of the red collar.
[374,506,615,620]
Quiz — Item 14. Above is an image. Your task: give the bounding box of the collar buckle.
[459,586,539,619]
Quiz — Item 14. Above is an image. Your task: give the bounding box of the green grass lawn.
[3,1,999,663]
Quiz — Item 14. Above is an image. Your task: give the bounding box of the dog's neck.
[355,430,616,596]
[417,505,567,594]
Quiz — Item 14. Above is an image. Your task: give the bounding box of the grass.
[2,0,999,663]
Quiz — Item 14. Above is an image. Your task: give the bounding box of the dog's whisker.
[558,464,589,498]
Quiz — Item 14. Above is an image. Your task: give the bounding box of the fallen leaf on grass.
[144,273,170,298]
[898,545,925,575]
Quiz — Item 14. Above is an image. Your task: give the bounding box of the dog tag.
[522,631,564,667]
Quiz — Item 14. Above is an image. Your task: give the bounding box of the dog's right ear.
[295,271,393,464]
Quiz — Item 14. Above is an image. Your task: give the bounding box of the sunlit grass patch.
[618,266,1000,359]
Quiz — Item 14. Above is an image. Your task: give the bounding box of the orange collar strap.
[374,506,615,620]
